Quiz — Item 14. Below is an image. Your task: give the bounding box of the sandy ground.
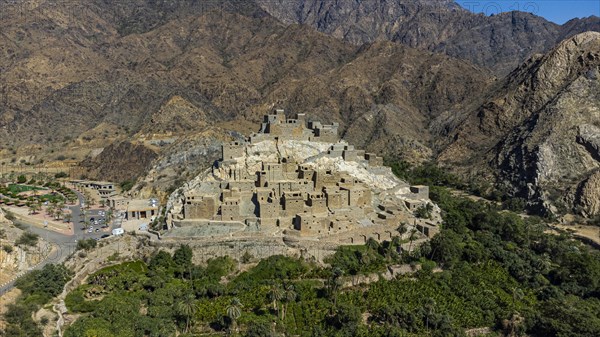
[6,205,73,235]
[553,223,600,245]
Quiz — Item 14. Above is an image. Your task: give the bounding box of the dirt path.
[553,223,600,246]
[448,188,502,206]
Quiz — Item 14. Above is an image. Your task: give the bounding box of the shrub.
[77,239,97,251]
[2,208,16,221]
[120,180,134,192]
[16,232,39,247]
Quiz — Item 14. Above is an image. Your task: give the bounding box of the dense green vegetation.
[57,190,600,337]
[389,161,528,211]
[76,238,98,251]
[0,180,76,206]
[1,264,72,336]
[6,184,43,193]
[120,180,135,192]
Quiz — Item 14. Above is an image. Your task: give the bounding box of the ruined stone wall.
[220,201,241,221]
[222,142,245,160]
[184,197,216,219]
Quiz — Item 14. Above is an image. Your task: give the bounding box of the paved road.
[0,190,115,296]
[0,220,76,296]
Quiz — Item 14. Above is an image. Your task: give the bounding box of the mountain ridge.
[437,31,600,215]
[256,0,600,75]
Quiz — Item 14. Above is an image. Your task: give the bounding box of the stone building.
[174,109,432,240]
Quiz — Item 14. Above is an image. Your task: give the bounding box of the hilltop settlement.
[167,110,439,253]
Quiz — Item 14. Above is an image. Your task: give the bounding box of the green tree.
[397,223,408,236]
[29,200,41,215]
[173,245,193,278]
[226,297,242,335]
[415,203,433,219]
[328,267,343,306]
[176,294,197,333]
[282,284,297,321]
[268,283,284,318]
[408,228,419,254]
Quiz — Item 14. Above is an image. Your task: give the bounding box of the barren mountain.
[256,0,599,75]
[0,0,492,169]
[437,32,600,216]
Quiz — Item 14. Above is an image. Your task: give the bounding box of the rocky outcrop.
[438,32,600,215]
[79,141,158,183]
[0,212,48,286]
[577,124,600,162]
[574,171,600,217]
[132,130,229,201]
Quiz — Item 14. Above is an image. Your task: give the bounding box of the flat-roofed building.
[124,199,159,220]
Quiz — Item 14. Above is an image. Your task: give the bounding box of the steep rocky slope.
[79,141,158,183]
[0,209,47,286]
[256,0,599,75]
[437,32,600,215]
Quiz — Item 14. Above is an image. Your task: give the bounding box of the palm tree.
[424,297,436,332]
[30,200,41,215]
[67,193,77,205]
[282,284,297,321]
[397,223,408,237]
[226,297,242,334]
[328,267,343,306]
[177,294,197,333]
[46,202,55,218]
[268,283,284,318]
[53,204,64,220]
[83,191,92,209]
[366,237,380,251]
[106,209,114,226]
[512,287,524,310]
[408,228,419,253]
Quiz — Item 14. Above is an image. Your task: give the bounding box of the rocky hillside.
[0,210,47,286]
[78,141,158,183]
[0,0,492,166]
[437,32,600,216]
[256,0,599,75]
